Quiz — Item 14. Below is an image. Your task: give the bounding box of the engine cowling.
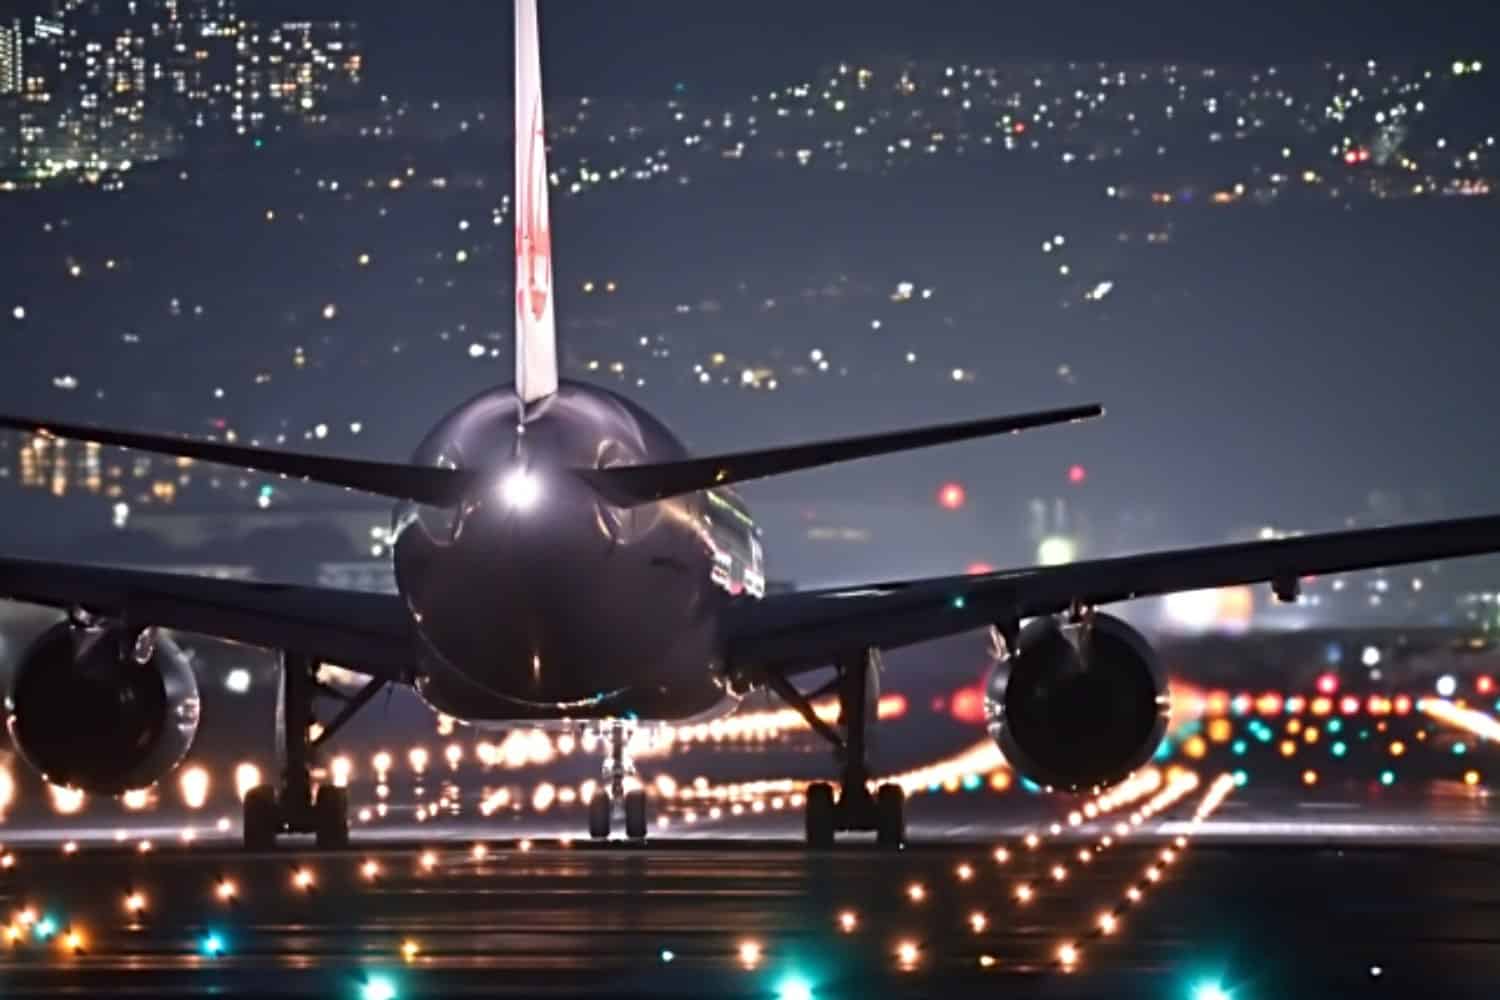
[5,622,200,794]
[985,613,1169,793]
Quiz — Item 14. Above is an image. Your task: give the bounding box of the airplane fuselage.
[391,380,765,725]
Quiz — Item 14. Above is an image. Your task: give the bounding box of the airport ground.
[1,783,1498,998]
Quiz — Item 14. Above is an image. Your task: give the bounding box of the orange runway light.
[837,910,858,933]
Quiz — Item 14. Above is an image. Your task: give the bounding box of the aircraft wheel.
[243,785,280,851]
[805,781,835,848]
[875,783,905,848]
[624,789,648,840]
[588,792,612,840]
[313,785,349,850]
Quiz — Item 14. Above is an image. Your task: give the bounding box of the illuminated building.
[0,19,21,96]
[236,19,361,132]
[153,0,243,135]
[0,2,361,185]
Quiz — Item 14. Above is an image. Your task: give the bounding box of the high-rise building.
[0,19,22,96]
[151,0,242,134]
[6,1,363,184]
[237,19,361,133]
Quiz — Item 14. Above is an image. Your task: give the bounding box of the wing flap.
[578,403,1103,506]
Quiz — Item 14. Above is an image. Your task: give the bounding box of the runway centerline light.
[361,976,398,1000]
[659,948,675,963]
[1192,982,1232,1000]
[777,975,815,1000]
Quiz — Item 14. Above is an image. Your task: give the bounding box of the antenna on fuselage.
[513,0,559,420]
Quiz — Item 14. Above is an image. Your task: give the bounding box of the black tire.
[805,782,835,849]
[313,785,349,850]
[588,792,612,840]
[624,789,648,840]
[875,783,905,848]
[243,785,280,851]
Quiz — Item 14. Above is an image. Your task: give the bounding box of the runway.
[2,778,1499,998]
[3,683,1500,995]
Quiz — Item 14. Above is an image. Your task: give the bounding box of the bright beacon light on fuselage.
[499,469,541,509]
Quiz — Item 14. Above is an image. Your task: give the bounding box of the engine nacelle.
[985,613,1169,793]
[5,622,200,794]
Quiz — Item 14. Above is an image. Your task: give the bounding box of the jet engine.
[5,621,200,794]
[984,613,1169,793]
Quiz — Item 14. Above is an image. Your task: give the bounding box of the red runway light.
[1067,464,1087,485]
[1479,676,1494,695]
[938,482,967,510]
[1317,673,1338,695]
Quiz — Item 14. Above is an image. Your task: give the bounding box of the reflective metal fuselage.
[391,381,765,725]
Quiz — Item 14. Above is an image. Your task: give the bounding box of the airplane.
[5,0,1500,851]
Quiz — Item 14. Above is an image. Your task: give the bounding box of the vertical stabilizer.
[514,0,559,408]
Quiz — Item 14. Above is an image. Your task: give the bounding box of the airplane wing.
[725,513,1500,676]
[0,555,417,681]
[577,404,1103,506]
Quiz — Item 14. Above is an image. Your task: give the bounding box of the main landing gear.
[243,651,385,851]
[587,721,649,841]
[766,648,906,849]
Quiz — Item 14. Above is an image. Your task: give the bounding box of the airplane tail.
[514,0,559,410]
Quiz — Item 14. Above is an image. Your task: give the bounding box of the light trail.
[1053,773,1237,970]
[1419,698,1500,742]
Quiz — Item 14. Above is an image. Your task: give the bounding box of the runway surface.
[2,782,1499,998]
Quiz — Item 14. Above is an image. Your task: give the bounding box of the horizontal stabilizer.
[0,415,471,506]
[576,403,1103,506]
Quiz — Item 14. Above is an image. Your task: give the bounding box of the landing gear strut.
[588,721,648,841]
[767,648,906,848]
[242,651,384,851]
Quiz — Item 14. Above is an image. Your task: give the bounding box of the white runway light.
[500,469,541,509]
